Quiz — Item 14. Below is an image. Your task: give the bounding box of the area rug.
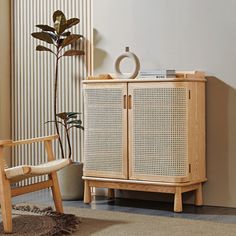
[1,205,236,236]
[0,205,79,236]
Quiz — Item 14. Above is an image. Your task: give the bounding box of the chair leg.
[0,179,12,233]
[49,172,63,213]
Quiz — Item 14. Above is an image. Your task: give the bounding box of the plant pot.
[57,161,84,200]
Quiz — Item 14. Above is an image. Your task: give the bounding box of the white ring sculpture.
[114,47,140,79]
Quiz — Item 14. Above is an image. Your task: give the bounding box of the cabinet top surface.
[82,71,206,84]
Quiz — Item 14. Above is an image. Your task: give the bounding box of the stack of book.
[139,70,176,79]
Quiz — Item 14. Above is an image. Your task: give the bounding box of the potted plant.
[32,10,85,200]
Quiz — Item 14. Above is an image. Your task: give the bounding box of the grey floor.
[12,189,236,224]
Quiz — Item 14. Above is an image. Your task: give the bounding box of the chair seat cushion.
[5,159,71,180]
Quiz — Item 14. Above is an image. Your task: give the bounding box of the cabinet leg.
[174,187,183,212]
[84,180,91,204]
[195,184,203,206]
[107,189,115,199]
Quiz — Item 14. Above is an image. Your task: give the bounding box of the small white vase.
[57,162,84,200]
[114,46,140,79]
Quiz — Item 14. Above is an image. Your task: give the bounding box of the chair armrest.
[0,140,13,147]
[2,135,59,147]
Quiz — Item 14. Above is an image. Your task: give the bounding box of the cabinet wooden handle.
[123,95,127,109]
[128,95,132,109]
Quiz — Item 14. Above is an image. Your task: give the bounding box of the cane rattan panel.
[84,88,125,177]
[131,87,188,178]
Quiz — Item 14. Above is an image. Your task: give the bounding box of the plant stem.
[65,122,72,159]
[54,49,65,159]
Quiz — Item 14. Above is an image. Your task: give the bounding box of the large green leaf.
[67,120,82,125]
[68,115,77,119]
[56,112,68,120]
[53,10,67,34]
[67,112,81,117]
[36,45,54,53]
[53,10,66,22]
[74,125,84,130]
[59,23,67,35]
[54,22,67,35]
[31,32,54,44]
[67,124,84,131]
[47,32,58,41]
[36,24,55,32]
[66,18,80,29]
[61,31,71,37]
[63,49,85,57]
[56,112,82,121]
[61,34,82,48]
[66,112,81,119]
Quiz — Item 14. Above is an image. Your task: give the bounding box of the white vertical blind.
[11,0,93,184]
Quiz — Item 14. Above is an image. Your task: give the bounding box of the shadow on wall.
[180,76,236,207]
[93,28,107,70]
[185,76,235,206]
[203,76,236,207]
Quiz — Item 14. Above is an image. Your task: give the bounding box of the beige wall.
[93,0,236,207]
[0,0,11,160]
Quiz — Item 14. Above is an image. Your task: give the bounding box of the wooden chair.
[0,134,71,233]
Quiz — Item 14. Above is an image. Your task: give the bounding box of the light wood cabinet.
[82,72,206,212]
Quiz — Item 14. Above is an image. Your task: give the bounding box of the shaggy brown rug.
[0,205,79,236]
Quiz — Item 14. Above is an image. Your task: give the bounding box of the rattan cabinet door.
[83,83,128,179]
[128,82,189,183]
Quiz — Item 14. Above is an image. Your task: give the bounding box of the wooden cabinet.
[82,72,206,212]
